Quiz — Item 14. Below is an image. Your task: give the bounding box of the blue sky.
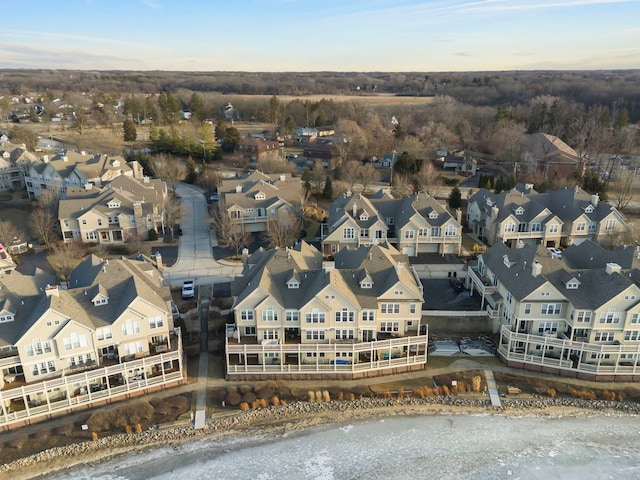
[1,0,639,71]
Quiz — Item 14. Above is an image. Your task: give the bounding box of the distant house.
[295,127,318,143]
[525,133,582,180]
[180,109,192,120]
[237,138,282,164]
[302,143,341,170]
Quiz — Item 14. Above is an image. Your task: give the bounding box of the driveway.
[162,183,242,287]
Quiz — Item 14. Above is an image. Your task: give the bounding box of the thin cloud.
[142,0,161,9]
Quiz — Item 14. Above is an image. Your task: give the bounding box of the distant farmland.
[228,93,436,105]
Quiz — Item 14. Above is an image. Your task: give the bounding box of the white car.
[181,280,195,299]
[547,247,562,258]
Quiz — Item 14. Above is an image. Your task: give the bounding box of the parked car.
[181,280,195,299]
[450,278,464,291]
[547,247,562,258]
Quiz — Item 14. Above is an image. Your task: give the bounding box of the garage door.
[246,223,265,232]
[442,244,456,254]
[417,244,438,254]
[402,246,415,256]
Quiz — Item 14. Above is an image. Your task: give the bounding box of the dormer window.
[503,255,513,268]
[0,314,14,323]
[359,213,368,221]
[287,279,300,289]
[585,205,594,213]
[515,206,524,215]
[486,198,493,207]
[254,191,266,200]
[429,212,438,219]
[360,281,372,289]
[93,298,108,306]
[566,282,578,289]
[107,200,120,209]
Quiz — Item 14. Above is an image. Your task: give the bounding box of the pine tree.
[323,175,333,199]
[448,186,462,209]
[123,118,137,142]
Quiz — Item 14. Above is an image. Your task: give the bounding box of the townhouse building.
[0,144,35,191]
[467,185,625,249]
[226,241,428,379]
[468,240,640,380]
[58,175,167,244]
[0,255,176,387]
[23,151,142,199]
[322,190,462,257]
[218,170,304,233]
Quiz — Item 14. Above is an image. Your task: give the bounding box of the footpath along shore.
[3,394,640,480]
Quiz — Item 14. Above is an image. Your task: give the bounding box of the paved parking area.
[421,278,483,311]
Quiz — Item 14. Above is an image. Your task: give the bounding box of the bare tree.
[154,154,186,195]
[358,162,377,194]
[414,160,442,196]
[38,188,61,216]
[164,197,184,241]
[0,220,24,250]
[30,208,57,249]
[261,213,302,249]
[341,160,361,192]
[210,208,251,259]
[256,158,293,174]
[612,168,636,211]
[310,160,325,198]
[48,241,86,287]
[391,172,415,198]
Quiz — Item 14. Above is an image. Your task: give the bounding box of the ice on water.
[46,414,640,480]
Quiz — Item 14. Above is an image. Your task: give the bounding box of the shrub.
[135,423,143,433]
[617,393,625,402]
[546,388,557,398]
[32,428,51,441]
[125,425,132,434]
[251,401,259,409]
[439,385,450,396]
[148,229,158,241]
[257,387,274,400]
[225,391,242,406]
[338,392,344,401]
[239,402,250,411]
[322,390,330,402]
[315,390,323,403]
[472,376,482,392]
[258,398,268,408]
[239,384,253,394]
[91,431,99,441]
[169,395,190,412]
[212,388,227,402]
[242,392,257,404]
[271,396,280,406]
[153,401,171,415]
[397,388,405,399]
[348,393,355,401]
[352,385,370,397]
[308,391,316,402]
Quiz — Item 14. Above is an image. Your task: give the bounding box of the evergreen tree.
[185,155,197,184]
[448,186,462,209]
[494,176,505,193]
[323,175,333,199]
[122,118,137,142]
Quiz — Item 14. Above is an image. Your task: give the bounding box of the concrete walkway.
[484,369,502,407]
[162,183,242,287]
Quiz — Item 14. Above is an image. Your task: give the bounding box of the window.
[122,319,140,336]
[394,290,404,295]
[244,326,256,335]
[335,308,354,322]
[524,304,531,315]
[380,322,399,332]
[85,231,97,241]
[63,332,88,350]
[263,330,279,340]
[26,339,52,356]
[285,311,299,322]
[624,331,640,341]
[381,303,400,314]
[548,224,559,233]
[540,292,550,297]
[375,230,384,239]
[594,331,614,342]
[445,225,457,236]
[360,281,372,289]
[306,329,326,340]
[631,313,640,324]
[32,361,56,376]
[566,282,578,289]
[82,219,87,225]
[576,222,586,232]
[537,322,558,333]
[362,310,375,322]
[589,221,597,231]
[124,341,143,356]
[404,230,415,240]
[431,227,440,237]
[599,309,621,324]
[305,310,326,323]
[605,219,616,231]
[97,218,103,227]
[410,304,416,314]
[96,327,112,341]
[335,329,354,340]
[360,229,369,238]
[306,352,326,358]
[531,223,541,232]
[506,292,513,304]
[419,228,429,237]
[94,298,108,306]
[287,280,299,289]
[0,314,15,323]
[541,304,561,315]
[576,311,592,323]
[504,222,515,233]
[262,307,278,322]
[240,309,254,321]
[149,316,164,329]
[343,227,355,239]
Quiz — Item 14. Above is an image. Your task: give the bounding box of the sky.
[1,0,639,72]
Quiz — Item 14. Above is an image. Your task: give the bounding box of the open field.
[231,93,436,105]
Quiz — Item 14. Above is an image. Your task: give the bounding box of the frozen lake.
[45,413,640,480]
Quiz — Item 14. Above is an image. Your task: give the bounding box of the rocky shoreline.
[3,395,640,478]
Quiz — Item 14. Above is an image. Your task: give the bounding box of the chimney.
[352,202,357,217]
[279,173,286,181]
[532,262,542,277]
[235,184,242,193]
[154,252,163,270]
[591,193,599,206]
[323,261,335,271]
[133,201,142,217]
[455,208,462,224]
[62,155,68,162]
[606,263,621,275]
[491,205,499,221]
[42,154,49,163]
[44,284,59,297]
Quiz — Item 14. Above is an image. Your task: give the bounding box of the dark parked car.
[450,278,464,291]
